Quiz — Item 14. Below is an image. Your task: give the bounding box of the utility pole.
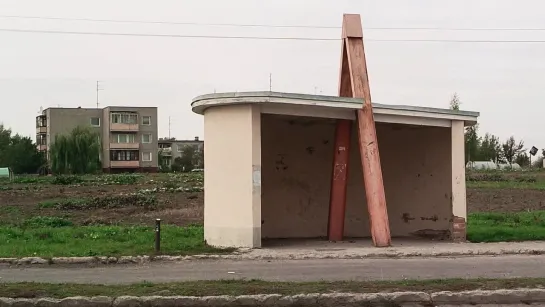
[269,73,272,91]
[96,81,103,109]
[168,116,171,139]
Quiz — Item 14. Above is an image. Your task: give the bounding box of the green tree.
[0,125,11,153]
[3,135,45,174]
[480,133,502,162]
[514,152,530,167]
[49,126,101,174]
[449,93,461,111]
[170,157,183,172]
[464,124,480,163]
[0,125,45,174]
[501,136,524,164]
[179,145,197,172]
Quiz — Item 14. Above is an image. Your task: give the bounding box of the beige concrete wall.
[204,104,261,248]
[261,114,452,238]
[451,120,466,219]
[47,108,103,147]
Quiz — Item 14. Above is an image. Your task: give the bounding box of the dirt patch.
[3,183,545,227]
[468,188,545,213]
[0,184,203,226]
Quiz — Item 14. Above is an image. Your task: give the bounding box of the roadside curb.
[1,245,544,266]
[1,289,545,306]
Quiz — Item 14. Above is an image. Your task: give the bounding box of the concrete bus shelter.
[192,91,479,248]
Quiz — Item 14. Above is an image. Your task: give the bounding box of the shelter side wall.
[203,105,261,247]
[261,115,452,238]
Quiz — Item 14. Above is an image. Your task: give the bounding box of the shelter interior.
[260,114,452,241]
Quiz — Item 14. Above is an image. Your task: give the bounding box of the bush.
[514,176,537,183]
[103,174,141,185]
[51,194,158,210]
[466,173,507,182]
[23,216,73,228]
[52,175,84,185]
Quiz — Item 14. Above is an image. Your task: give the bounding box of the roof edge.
[191,91,480,118]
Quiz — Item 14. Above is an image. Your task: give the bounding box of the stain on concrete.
[420,215,439,222]
[402,213,415,223]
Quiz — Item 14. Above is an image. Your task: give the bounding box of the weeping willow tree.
[50,126,101,174]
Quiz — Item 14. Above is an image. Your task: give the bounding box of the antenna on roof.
[96,81,104,109]
[38,106,43,114]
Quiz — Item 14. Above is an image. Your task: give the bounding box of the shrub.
[466,173,507,182]
[52,194,157,210]
[52,175,84,185]
[23,216,73,228]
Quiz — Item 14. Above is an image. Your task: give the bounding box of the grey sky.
[1,0,544,151]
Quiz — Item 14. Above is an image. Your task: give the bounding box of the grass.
[0,224,229,258]
[0,211,544,258]
[1,278,545,298]
[467,211,545,242]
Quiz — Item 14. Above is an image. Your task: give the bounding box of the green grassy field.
[0,223,230,258]
[0,210,542,258]
[1,171,545,258]
[2,278,545,298]
[467,211,545,242]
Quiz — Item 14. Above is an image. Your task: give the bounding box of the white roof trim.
[191,91,479,126]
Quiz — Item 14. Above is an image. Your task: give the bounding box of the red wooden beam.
[327,14,391,247]
[327,23,353,242]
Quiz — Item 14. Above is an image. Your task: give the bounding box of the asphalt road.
[0,255,543,284]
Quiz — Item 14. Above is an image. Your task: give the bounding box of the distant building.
[36,106,158,173]
[158,136,203,168]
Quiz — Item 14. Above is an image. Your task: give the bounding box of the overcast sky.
[1,0,544,151]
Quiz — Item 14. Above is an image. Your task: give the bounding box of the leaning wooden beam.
[327,14,391,247]
[327,26,353,242]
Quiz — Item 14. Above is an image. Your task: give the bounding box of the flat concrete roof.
[192,91,479,126]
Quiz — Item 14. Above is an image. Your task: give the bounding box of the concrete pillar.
[451,120,467,242]
[203,104,262,248]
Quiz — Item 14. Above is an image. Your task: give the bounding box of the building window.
[113,134,136,143]
[142,116,151,125]
[142,152,152,161]
[142,133,152,143]
[110,150,139,161]
[111,113,138,124]
[90,117,101,127]
[36,116,47,128]
[36,134,47,146]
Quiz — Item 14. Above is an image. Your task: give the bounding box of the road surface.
[0,255,542,284]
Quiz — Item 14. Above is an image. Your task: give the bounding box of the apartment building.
[158,136,203,167]
[36,106,158,172]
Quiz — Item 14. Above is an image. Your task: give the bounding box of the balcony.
[36,127,47,134]
[160,148,172,156]
[37,145,47,151]
[110,123,139,132]
[110,160,139,168]
[110,143,140,150]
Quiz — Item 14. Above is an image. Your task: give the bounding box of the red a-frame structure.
[327,14,392,247]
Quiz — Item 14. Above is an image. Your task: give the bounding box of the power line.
[0,15,339,29]
[3,28,545,43]
[0,28,338,40]
[3,15,545,31]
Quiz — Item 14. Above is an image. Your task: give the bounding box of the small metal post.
[155,219,161,253]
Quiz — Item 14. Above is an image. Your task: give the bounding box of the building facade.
[158,137,203,168]
[36,106,158,173]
